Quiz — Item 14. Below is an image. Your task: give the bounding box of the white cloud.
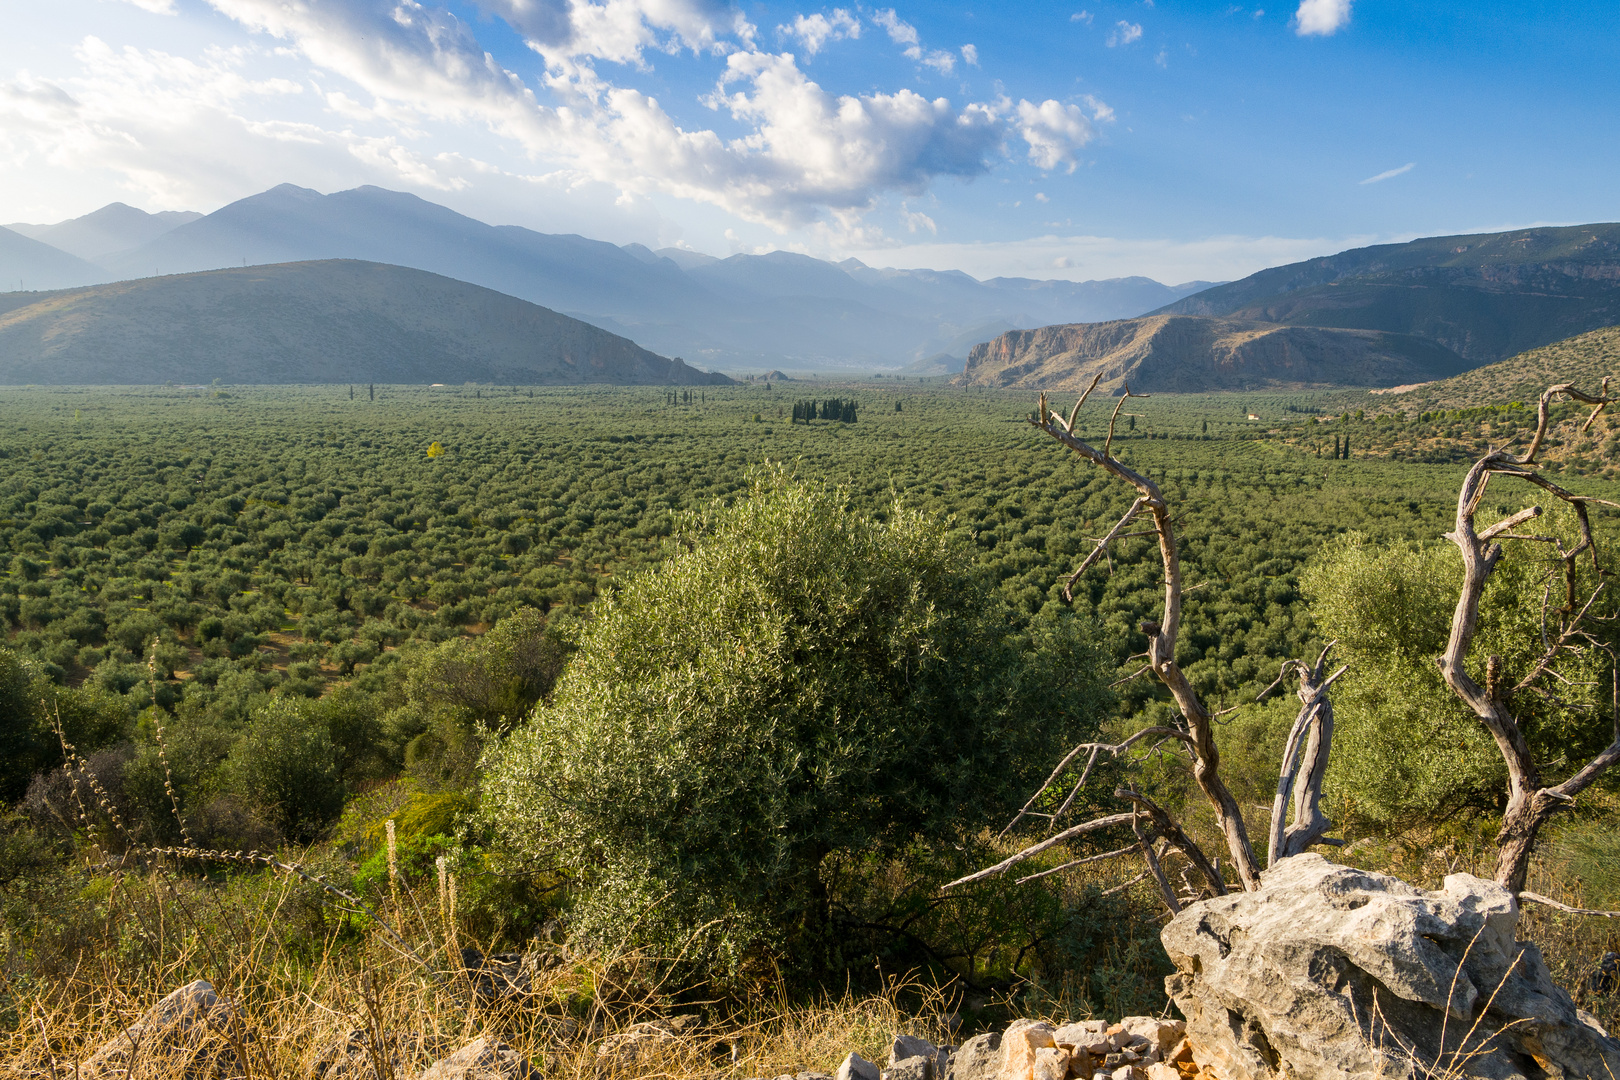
[114,0,179,14]
[1071,10,1093,23]
[1293,0,1350,36]
[1107,20,1143,46]
[779,9,859,56]
[464,0,752,67]
[1016,98,1097,172]
[960,43,978,66]
[871,8,918,47]
[8,0,1125,240]
[870,8,954,72]
[901,207,936,233]
[183,0,1019,231]
[1359,161,1414,185]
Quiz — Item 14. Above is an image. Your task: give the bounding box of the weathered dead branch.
[1027,386,1264,890]
[1259,643,1347,866]
[1437,380,1620,891]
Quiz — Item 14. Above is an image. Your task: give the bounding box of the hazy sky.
[3,0,1617,282]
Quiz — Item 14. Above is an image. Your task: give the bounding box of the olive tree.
[481,473,1111,980]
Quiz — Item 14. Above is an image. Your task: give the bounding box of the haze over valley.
[2,186,1213,377]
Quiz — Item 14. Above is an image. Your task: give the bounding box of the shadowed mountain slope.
[0,260,730,386]
[1156,224,1620,364]
[958,315,1471,393]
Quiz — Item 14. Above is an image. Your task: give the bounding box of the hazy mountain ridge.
[1152,223,1620,364]
[0,227,110,292]
[0,260,731,386]
[6,184,1211,371]
[6,203,204,262]
[958,315,1471,393]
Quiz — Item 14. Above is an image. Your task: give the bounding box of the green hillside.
[1389,325,1620,410]
[0,260,731,386]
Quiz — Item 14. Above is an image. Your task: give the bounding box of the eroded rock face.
[1162,854,1620,1080]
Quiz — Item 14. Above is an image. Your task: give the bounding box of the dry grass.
[0,851,981,1080]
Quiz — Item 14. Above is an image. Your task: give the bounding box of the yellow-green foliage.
[1303,514,1620,833]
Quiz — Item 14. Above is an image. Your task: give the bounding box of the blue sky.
[2,0,1617,282]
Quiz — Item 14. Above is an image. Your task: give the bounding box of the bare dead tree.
[954,378,1620,915]
[1435,380,1620,892]
[947,377,1316,899]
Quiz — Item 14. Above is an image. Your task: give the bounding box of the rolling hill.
[0,260,730,386]
[957,315,1470,393]
[1153,223,1620,365]
[1381,325,1620,411]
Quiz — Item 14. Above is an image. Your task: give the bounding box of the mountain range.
[0,261,729,386]
[1,185,1212,372]
[6,187,1620,391]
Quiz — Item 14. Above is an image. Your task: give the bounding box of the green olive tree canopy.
[481,473,1111,980]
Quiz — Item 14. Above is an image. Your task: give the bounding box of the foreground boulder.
[416,1036,536,1080]
[1162,854,1620,1080]
[79,980,239,1079]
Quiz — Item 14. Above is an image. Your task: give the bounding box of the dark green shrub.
[483,475,1111,983]
[222,700,344,842]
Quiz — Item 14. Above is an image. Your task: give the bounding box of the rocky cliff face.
[957,315,1470,393]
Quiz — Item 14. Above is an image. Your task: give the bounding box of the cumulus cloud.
[12,0,1117,237]
[870,8,918,47]
[960,43,978,66]
[1070,10,1092,23]
[463,0,751,67]
[1106,20,1142,46]
[1015,98,1103,172]
[779,9,859,56]
[700,50,996,215]
[1293,0,1349,36]
[901,207,936,234]
[0,37,321,209]
[199,0,1013,229]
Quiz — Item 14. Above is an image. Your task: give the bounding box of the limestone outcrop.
[1161,853,1620,1080]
